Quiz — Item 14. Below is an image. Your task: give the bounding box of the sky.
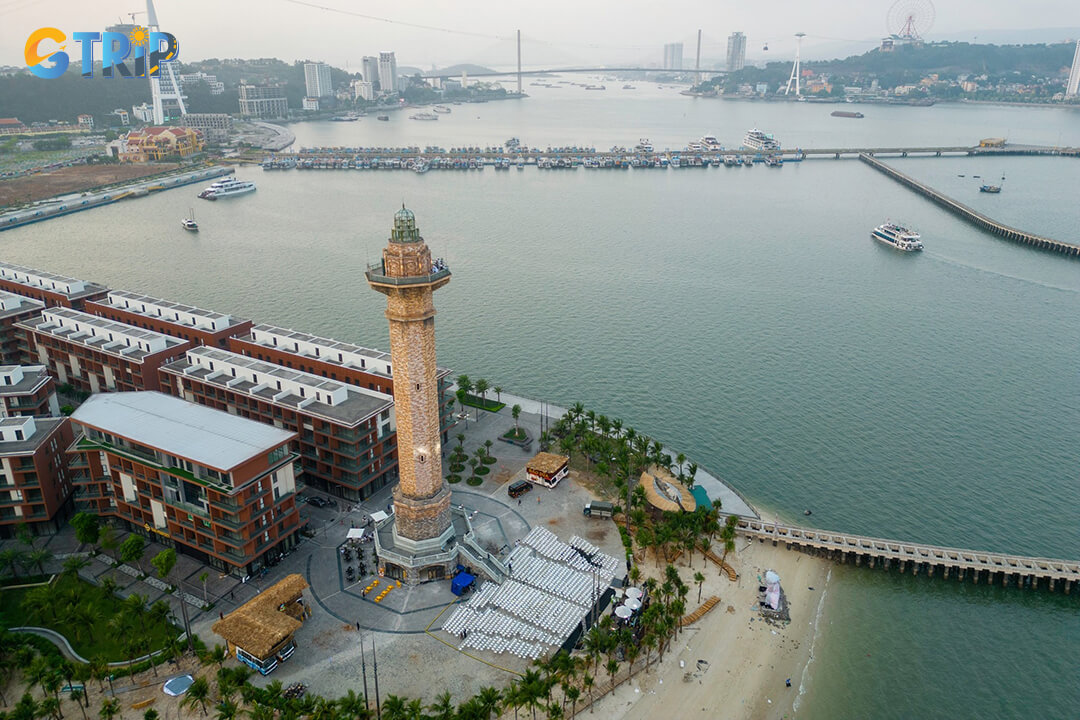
[3,0,1079,71]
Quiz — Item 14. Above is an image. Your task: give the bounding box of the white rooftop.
[0,290,43,315]
[31,308,187,357]
[102,290,240,331]
[72,391,295,470]
[0,261,101,297]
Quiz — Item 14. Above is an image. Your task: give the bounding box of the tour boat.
[700,135,723,150]
[743,128,781,152]
[635,138,654,153]
[872,223,923,252]
[198,179,256,200]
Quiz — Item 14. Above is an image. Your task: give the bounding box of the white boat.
[743,128,780,152]
[181,208,198,231]
[433,105,451,114]
[701,135,723,150]
[635,138,654,153]
[872,223,923,252]
[198,178,256,200]
[409,112,438,121]
[413,160,429,174]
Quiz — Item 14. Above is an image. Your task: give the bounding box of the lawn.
[0,573,180,661]
[458,394,505,413]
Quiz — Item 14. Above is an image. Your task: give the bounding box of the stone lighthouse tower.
[367,207,459,582]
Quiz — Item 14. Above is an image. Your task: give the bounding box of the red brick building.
[0,291,45,364]
[159,346,396,502]
[0,262,108,310]
[69,391,301,576]
[0,415,74,538]
[0,365,59,418]
[86,290,253,349]
[228,324,455,443]
[18,308,191,394]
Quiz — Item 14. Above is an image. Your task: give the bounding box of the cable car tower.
[784,33,806,96]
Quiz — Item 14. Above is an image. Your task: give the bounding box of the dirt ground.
[0,163,180,206]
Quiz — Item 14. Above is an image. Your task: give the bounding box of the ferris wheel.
[887,0,935,42]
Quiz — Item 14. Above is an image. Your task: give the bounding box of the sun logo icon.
[127,26,148,48]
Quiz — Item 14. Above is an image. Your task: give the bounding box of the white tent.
[346,528,366,540]
[370,510,389,523]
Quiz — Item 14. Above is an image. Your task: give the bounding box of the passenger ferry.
[198,178,256,200]
[635,138,654,153]
[743,128,781,152]
[872,223,923,252]
[701,135,724,151]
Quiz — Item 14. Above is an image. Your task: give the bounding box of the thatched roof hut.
[212,574,308,661]
[640,466,696,514]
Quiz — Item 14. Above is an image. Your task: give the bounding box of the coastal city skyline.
[2,0,1080,69]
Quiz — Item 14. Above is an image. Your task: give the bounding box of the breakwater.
[859,153,1080,257]
[0,166,233,232]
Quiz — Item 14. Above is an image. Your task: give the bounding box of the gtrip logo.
[25,26,180,79]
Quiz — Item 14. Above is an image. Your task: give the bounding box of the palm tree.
[98,525,118,563]
[605,658,619,692]
[98,698,120,720]
[564,686,580,718]
[475,686,501,720]
[182,677,211,716]
[199,572,209,604]
[511,404,522,436]
[144,710,160,720]
[27,548,53,575]
[427,691,454,720]
[518,669,544,720]
[337,689,370,720]
[694,572,705,603]
[214,700,238,720]
[244,704,275,720]
[380,695,407,720]
[502,681,523,720]
[474,378,489,405]
[40,696,62,720]
[204,644,228,670]
[719,515,738,577]
[62,555,90,578]
[69,689,88,720]
[0,548,27,579]
[581,674,594,714]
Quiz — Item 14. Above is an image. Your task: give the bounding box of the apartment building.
[159,346,396,501]
[0,291,45,364]
[0,262,108,310]
[86,290,252,349]
[69,391,300,576]
[0,365,59,418]
[0,415,74,538]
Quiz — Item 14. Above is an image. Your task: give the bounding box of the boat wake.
[793,566,831,716]
[925,253,1080,295]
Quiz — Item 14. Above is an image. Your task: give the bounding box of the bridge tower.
[784,32,806,97]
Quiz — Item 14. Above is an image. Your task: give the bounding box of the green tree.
[475,686,501,720]
[694,571,705,603]
[181,677,210,716]
[27,548,53,575]
[493,386,502,402]
[474,378,489,404]
[0,547,28,579]
[455,375,472,396]
[144,710,160,720]
[511,404,522,436]
[62,555,91,578]
[152,548,193,654]
[69,513,100,548]
[199,572,209,604]
[118,535,146,574]
[69,689,88,720]
[98,698,120,720]
[98,526,118,562]
[427,691,454,720]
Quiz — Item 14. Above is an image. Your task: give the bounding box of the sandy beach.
[591,539,832,720]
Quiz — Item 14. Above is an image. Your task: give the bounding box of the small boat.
[410,112,438,121]
[181,208,198,231]
[413,160,429,174]
[979,175,1004,193]
[622,84,636,89]
[830,110,864,119]
[376,115,389,121]
[635,138,654,153]
[872,222,923,252]
[433,105,451,114]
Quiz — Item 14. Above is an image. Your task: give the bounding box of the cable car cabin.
[212,574,309,675]
[525,452,570,488]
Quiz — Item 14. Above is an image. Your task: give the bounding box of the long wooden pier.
[733,517,1080,595]
[860,153,1080,257]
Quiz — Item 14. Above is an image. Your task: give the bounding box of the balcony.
[210,513,247,531]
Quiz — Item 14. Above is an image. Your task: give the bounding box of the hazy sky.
[4,0,1079,70]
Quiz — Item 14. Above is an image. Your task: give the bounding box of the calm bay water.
[4,88,1079,718]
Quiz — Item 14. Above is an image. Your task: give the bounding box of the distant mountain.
[432,64,497,76]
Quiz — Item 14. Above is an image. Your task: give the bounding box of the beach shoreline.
[590,540,832,720]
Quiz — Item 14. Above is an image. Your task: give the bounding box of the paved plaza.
[2,398,753,702]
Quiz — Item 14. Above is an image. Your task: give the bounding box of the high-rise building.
[238,82,289,119]
[69,391,300,577]
[351,80,374,101]
[727,32,747,72]
[663,43,683,70]
[361,56,379,87]
[378,52,398,93]
[1067,40,1080,97]
[304,61,333,98]
[366,208,480,583]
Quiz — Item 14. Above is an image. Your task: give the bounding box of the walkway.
[734,516,1080,593]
